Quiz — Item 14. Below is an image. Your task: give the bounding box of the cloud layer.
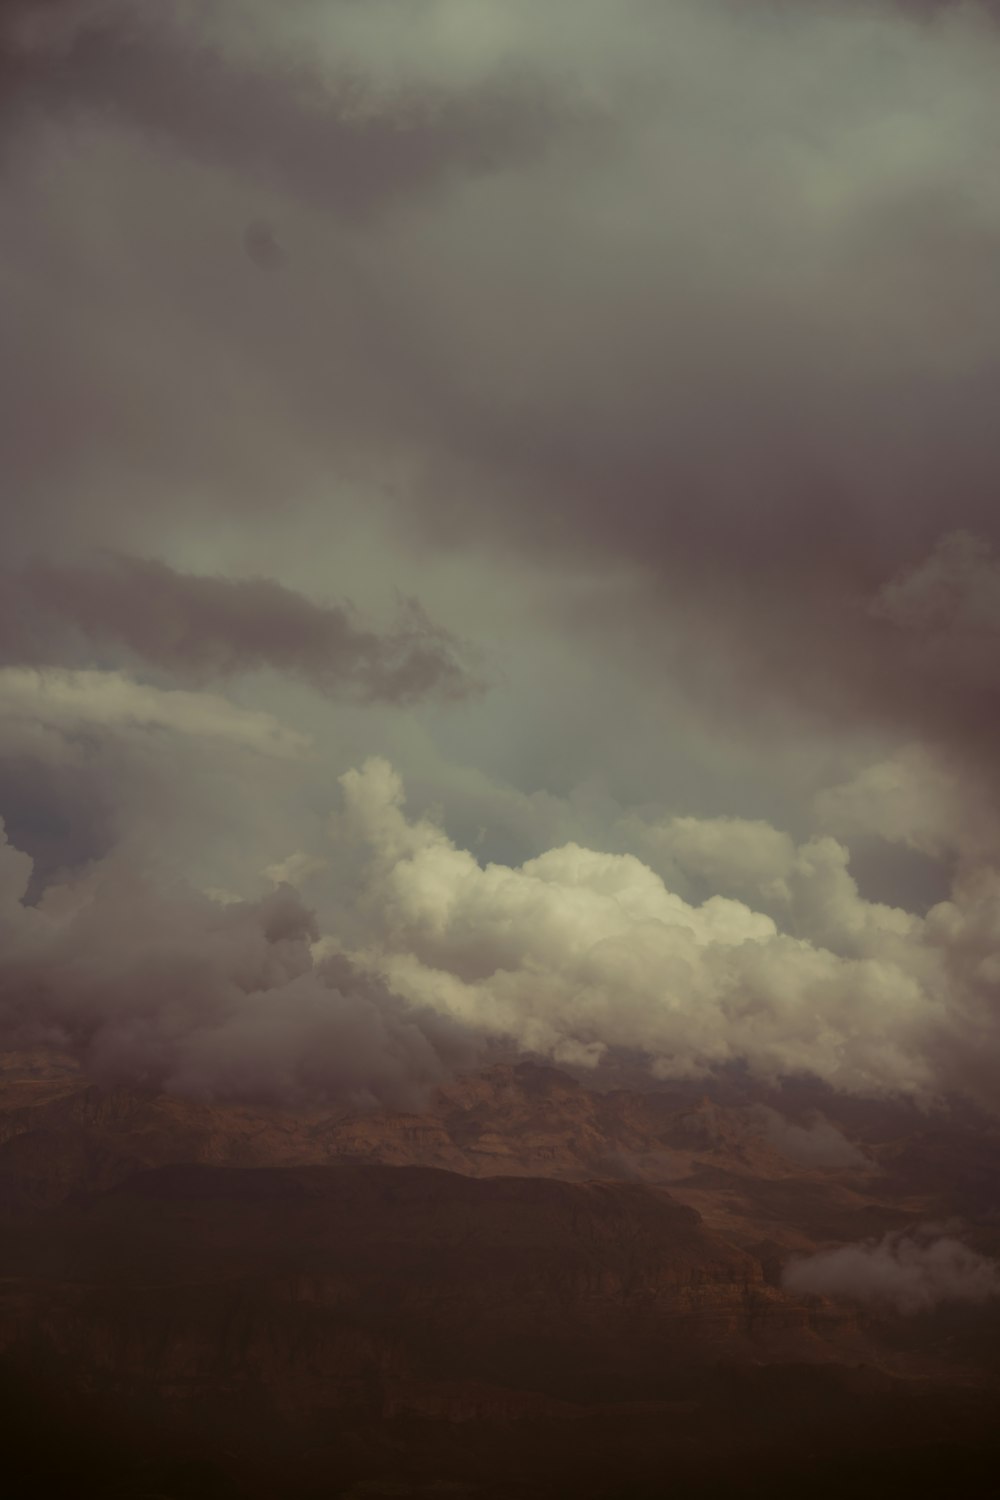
[0,813,472,1107]
[338,758,1000,1104]
[4,0,1000,776]
[5,2,1000,1107]
[783,1226,1000,1314]
[4,554,480,704]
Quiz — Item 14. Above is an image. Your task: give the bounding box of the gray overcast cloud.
[5,0,1000,1105]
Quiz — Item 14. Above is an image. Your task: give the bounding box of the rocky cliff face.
[0,1053,998,1496]
[1,1053,992,1247]
[0,1160,882,1493]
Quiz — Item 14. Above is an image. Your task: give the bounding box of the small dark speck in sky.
[244,219,286,271]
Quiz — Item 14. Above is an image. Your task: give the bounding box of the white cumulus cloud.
[339,758,947,1096]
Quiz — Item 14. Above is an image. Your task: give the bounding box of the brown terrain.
[0,1050,998,1497]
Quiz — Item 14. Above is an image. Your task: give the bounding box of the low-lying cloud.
[6,744,1000,1111]
[783,1226,1000,1314]
[751,1106,869,1171]
[0,814,473,1107]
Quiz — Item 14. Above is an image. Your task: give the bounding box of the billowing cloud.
[0,814,473,1106]
[815,742,1000,865]
[4,1,1000,1114]
[4,554,481,704]
[335,757,1000,1105]
[783,1226,1000,1314]
[338,759,945,1094]
[3,736,1000,1108]
[646,815,799,909]
[0,663,326,901]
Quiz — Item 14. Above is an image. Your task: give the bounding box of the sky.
[4,0,1000,1109]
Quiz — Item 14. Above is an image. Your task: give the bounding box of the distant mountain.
[2,1052,997,1246]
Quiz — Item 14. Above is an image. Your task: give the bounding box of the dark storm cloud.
[0,1,559,219]
[2,0,990,772]
[3,554,482,704]
[0,2,578,555]
[384,3,1000,779]
[244,219,286,272]
[6,0,1000,1106]
[0,752,118,899]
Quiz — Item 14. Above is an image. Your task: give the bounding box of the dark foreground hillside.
[1,1056,998,1497]
[0,1161,997,1498]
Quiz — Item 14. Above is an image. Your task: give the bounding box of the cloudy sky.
[4,0,1000,1108]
